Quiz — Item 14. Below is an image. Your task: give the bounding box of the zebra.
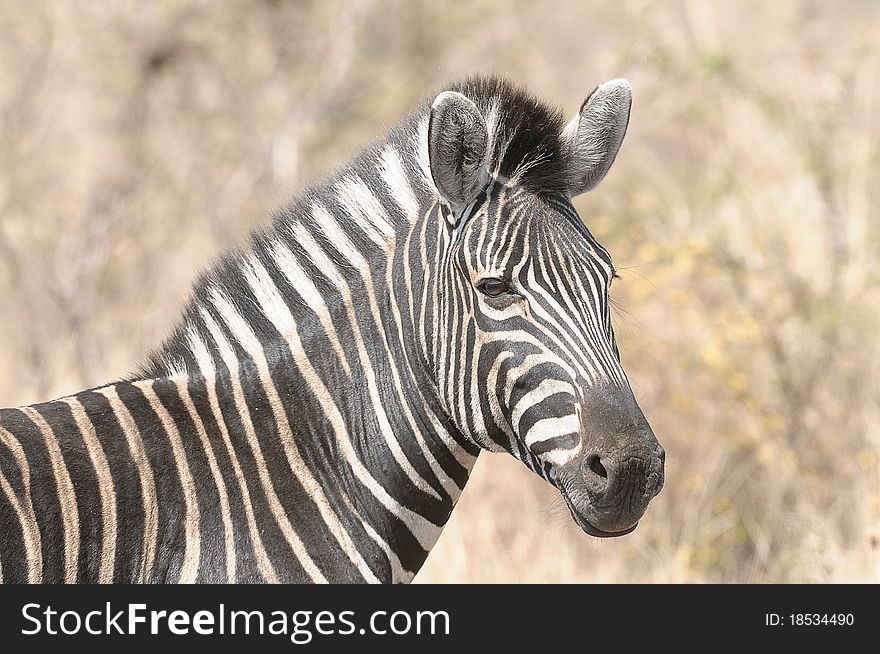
[0,76,664,584]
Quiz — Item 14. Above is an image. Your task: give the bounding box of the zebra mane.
[442,75,569,195]
[135,76,571,380]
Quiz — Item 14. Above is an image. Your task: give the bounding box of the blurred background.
[1,0,877,582]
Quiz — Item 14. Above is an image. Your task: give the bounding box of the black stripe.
[150,378,227,583]
[76,390,146,583]
[0,431,28,583]
[186,369,259,582]
[28,401,101,583]
[516,391,578,437]
[114,382,187,583]
[1,409,64,582]
[530,432,580,456]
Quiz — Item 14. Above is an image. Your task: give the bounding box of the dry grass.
[1,0,877,582]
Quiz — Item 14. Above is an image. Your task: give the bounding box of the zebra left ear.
[563,79,632,197]
[427,91,490,222]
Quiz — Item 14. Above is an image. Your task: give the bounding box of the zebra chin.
[564,500,640,538]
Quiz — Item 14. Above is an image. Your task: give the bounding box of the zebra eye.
[477,278,510,298]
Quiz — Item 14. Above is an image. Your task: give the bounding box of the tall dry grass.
[0,0,877,582]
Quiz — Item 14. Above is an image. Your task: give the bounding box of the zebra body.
[0,76,664,583]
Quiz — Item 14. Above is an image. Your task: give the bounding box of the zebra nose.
[583,452,610,492]
[579,444,664,504]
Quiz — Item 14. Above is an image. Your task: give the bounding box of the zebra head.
[422,79,664,537]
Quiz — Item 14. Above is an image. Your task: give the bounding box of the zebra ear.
[428,91,489,220]
[563,79,632,197]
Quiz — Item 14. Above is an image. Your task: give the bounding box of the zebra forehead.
[465,186,614,272]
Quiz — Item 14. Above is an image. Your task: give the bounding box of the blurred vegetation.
[0,0,877,582]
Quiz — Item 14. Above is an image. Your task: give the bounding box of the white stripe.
[209,288,265,356]
[65,398,117,584]
[354,502,411,583]
[481,351,518,454]
[336,175,395,245]
[500,347,578,408]
[413,116,436,192]
[199,307,238,372]
[379,146,420,220]
[477,294,525,321]
[22,407,79,583]
[523,414,581,449]
[185,325,215,376]
[536,443,582,467]
[311,203,367,269]
[510,378,577,430]
[268,238,329,311]
[483,97,500,166]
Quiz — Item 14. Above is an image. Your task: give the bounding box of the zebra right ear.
[563,79,632,197]
[427,91,489,222]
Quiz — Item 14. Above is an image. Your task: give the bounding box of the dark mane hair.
[447,75,570,196]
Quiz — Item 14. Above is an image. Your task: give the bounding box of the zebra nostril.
[587,454,608,479]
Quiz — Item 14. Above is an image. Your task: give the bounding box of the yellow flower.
[856,450,877,471]
[726,371,748,393]
[700,342,727,371]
